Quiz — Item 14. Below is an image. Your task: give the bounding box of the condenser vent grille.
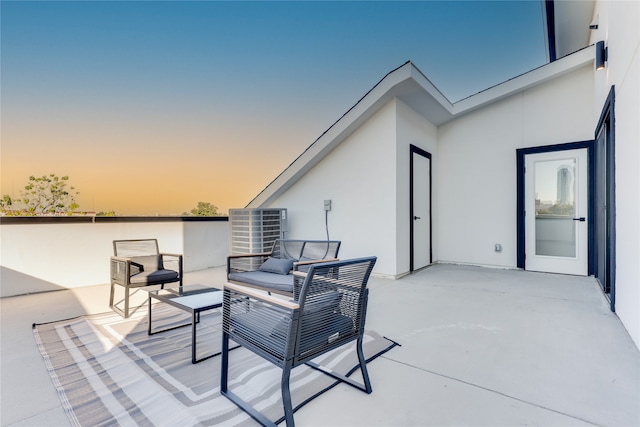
[229,208,287,255]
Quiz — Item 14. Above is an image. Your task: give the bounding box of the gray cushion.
[271,291,345,346]
[259,258,294,275]
[302,291,342,315]
[232,290,352,351]
[233,309,352,357]
[129,269,179,286]
[230,313,289,357]
[228,271,294,293]
[299,315,353,355]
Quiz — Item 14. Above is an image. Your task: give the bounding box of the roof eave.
[247,61,451,208]
[450,44,595,120]
[247,47,595,208]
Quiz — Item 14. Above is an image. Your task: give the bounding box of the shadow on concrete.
[1,266,68,297]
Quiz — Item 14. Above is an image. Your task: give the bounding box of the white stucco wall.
[264,66,596,276]
[591,0,640,349]
[182,221,230,271]
[266,98,439,278]
[437,64,595,268]
[0,219,229,296]
[267,100,400,277]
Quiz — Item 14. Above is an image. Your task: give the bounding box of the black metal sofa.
[226,239,341,296]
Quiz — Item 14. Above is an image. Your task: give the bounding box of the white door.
[525,149,588,275]
[412,148,431,271]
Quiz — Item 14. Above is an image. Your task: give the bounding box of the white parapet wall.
[0,216,229,297]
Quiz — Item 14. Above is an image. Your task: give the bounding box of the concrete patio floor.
[1,264,639,426]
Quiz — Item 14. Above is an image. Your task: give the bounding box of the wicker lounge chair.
[227,239,341,296]
[109,239,183,318]
[221,256,377,427]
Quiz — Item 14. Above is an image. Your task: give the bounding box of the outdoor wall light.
[596,40,608,71]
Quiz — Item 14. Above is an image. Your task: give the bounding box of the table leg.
[192,310,197,364]
[191,308,239,364]
[148,294,152,335]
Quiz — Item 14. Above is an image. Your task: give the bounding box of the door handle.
[414,216,421,220]
[572,217,586,222]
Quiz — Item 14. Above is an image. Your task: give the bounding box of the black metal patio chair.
[221,256,377,427]
[109,239,183,318]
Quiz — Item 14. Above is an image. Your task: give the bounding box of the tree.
[18,174,80,215]
[0,194,13,210]
[183,201,223,216]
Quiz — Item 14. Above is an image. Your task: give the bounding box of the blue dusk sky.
[1,1,548,215]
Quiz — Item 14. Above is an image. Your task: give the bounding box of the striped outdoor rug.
[33,304,399,426]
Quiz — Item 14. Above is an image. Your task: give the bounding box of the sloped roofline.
[246,45,595,208]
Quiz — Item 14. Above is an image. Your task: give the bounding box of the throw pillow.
[259,257,295,275]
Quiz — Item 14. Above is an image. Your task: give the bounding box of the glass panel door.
[533,157,577,257]
[525,149,588,275]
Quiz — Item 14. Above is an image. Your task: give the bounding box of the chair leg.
[281,366,295,427]
[221,333,278,427]
[109,283,127,318]
[356,335,372,394]
[305,335,372,394]
[109,282,115,308]
[220,331,229,393]
[123,285,130,318]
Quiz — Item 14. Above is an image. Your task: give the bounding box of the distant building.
[556,165,573,204]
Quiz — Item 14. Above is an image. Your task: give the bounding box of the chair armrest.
[110,256,131,284]
[224,282,299,310]
[160,252,182,258]
[292,271,307,300]
[227,253,271,275]
[160,253,183,277]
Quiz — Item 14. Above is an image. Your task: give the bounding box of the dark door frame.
[594,86,616,311]
[516,141,595,273]
[410,144,432,272]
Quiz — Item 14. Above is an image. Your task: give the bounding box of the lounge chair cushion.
[259,257,295,275]
[265,314,353,355]
[228,271,294,293]
[129,269,179,286]
[231,291,352,356]
[301,290,342,315]
[298,315,353,355]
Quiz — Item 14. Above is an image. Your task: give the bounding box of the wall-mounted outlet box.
[324,200,332,211]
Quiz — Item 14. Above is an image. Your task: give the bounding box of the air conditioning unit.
[229,208,288,256]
